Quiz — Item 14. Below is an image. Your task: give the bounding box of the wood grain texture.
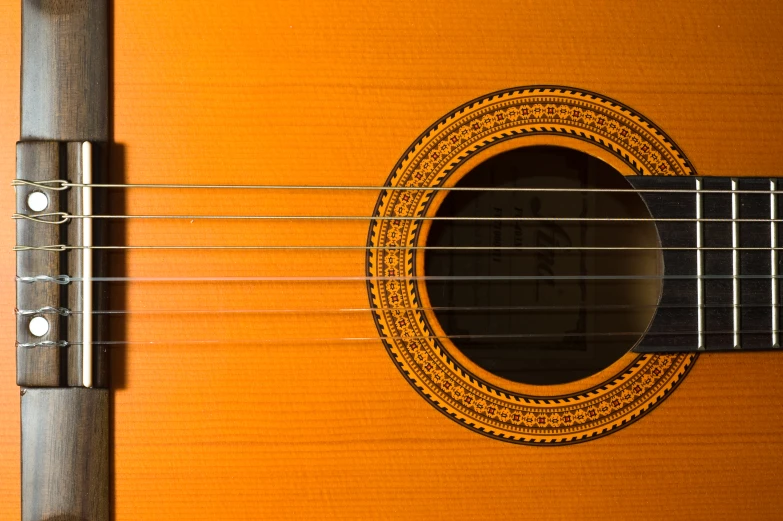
[15,141,111,390]
[21,0,108,141]
[16,141,62,387]
[2,0,783,520]
[18,2,112,519]
[21,387,109,521]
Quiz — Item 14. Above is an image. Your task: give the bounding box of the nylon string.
[12,179,783,194]
[12,212,783,223]
[19,328,783,349]
[13,302,783,316]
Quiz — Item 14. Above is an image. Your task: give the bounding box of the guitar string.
[12,179,783,194]
[19,328,783,348]
[19,304,783,346]
[13,302,782,316]
[12,212,783,223]
[16,179,781,231]
[13,245,783,252]
[14,275,783,282]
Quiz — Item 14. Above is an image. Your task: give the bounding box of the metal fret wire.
[773,179,780,346]
[696,177,705,350]
[731,178,741,348]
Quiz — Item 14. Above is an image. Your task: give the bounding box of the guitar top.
[2,1,783,519]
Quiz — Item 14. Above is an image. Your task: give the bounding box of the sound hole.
[424,146,662,385]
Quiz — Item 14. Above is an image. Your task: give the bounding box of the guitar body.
[2,1,783,519]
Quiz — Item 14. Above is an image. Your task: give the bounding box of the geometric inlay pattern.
[366,86,697,444]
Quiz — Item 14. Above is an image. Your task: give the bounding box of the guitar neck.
[629,176,782,353]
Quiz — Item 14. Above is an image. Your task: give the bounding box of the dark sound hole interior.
[424,146,662,385]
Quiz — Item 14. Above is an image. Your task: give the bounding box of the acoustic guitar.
[2,1,783,520]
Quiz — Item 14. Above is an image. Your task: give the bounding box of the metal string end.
[12,212,71,224]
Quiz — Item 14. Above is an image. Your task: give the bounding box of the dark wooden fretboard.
[629,176,781,353]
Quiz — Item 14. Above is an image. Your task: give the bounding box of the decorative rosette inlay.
[366,86,697,444]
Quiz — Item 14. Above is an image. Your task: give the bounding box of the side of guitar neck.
[19,1,110,521]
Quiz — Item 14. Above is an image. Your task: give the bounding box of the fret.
[773,179,779,347]
[737,178,773,349]
[697,177,705,350]
[778,186,783,347]
[731,178,740,348]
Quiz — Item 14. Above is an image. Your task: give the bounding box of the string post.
[12,211,71,225]
[15,306,72,317]
[11,178,70,191]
